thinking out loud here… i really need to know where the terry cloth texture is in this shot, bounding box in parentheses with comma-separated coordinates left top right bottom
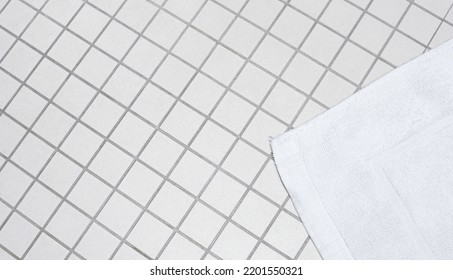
(271, 39, 453, 260)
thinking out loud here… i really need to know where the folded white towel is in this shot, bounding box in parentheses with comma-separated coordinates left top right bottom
(271, 39, 453, 260)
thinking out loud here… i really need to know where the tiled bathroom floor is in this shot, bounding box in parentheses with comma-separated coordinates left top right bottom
(0, 0, 452, 260)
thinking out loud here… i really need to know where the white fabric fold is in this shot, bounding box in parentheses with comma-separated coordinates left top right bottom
(271, 39, 453, 260)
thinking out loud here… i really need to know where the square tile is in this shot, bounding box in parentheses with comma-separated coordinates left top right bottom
(27, 58, 68, 99)
(152, 56, 195, 96)
(232, 191, 278, 236)
(0, 24, 15, 59)
(399, 5, 441, 45)
(11, 134, 53, 176)
(18, 182, 60, 226)
(301, 24, 344, 66)
(124, 38, 166, 77)
(89, 0, 124, 15)
(222, 17, 264, 57)
(75, 48, 117, 88)
(22, 0, 47, 9)
(264, 212, 307, 258)
(271, 7, 314, 47)
(0, 70, 20, 109)
(212, 92, 255, 134)
(25, 233, 68, 260)
(54, 76, 96, 118)
(0, 0, 36, 35)
(241, 0, 283, 29)
(253, 161, 288, 204)
(0, 213, 39, 257)
(173, 27, 216, 68)
(69, 4, 109, 42)
(243, 111, 286, 153)
(96, 21, 138, 60)
(61, 123, 104, 165)
(43, 0, 82, 25)
(191, 121, 235, 164)
(118, 162, 162, 206)
(363, 59, 394, 86)
(263, 81, 306, 124)
(285, 199, 298, 215)
(140, 131, 184, 174)
(219, 0, 247, 12)
(82, 94, 124, 136)
(67, 172, 111, 216)
(170, 151, 215, 195)
(89, 142, 133, 185)
(111, 112, 153, 155)
(252, 35, 293, 75)
(127, 212, 173, 258)
(1, 41, 41, 80)
(144, 11, 186, 49)
(164, 0, 205, 22)
(159, 233, 204, 260)
(0, 201, 10, 228)
(416, 0, 453, 17)
(103, 65, 145, 106)
(349, 0, 371, 8)
(97, 192, 141, 236)
(22, 14, 62, 52)
(232, 63, 275, 105)
(298, 239, 321, 260)
(429, 22, 453, 48)
(0, 162, 33, 205)
(320, 0, 362, 36)
(75, 223, 120, 259)
(313, 71, 356, 107)
(49, 31, 89, 70)
(201, 171, 246, 215)
(251, 243, 286, 259)
(6, 87, 46, 127)
(39, 152, 82, 196)
(117, 0, 158, 31)
(202, 45, 244, 85)
(381, 32, 425, 66)
(180, 202, 225, 247)
(351, 14, 393, 54)
(212, 222, 257, 259)
(161, 102, 204, 144)
(33, 104, 75, 146)
(113, 244, 147, 260)
(193, 1, 235, 39)
(149, 181, 193, 226)
(0, 114, 26, 157)
(282, 53, 324, 93)
(222, 141, 266, 184)
(181, 73, 224, 115)
(132, 83, 175, 125)
(46, 202, 91, 247)
(332, 42, 375, 83)
(369, 0, 409, 26)
(291, 0, 329, 18)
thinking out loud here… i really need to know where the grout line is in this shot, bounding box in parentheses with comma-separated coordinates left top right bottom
(17, 0, 332, 121)
(18, 0, 134, 260)
(155, 0, 293, 260)
(423, 1, 453, 53)
(355, 0, 414, 90)
(107, 0, 218, 259)
(247, 0, 365, 259)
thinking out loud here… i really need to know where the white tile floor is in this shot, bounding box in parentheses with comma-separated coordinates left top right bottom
(0, 0, 452, 260)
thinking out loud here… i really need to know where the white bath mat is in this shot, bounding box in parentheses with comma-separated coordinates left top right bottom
(271, 39, 453, 260)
